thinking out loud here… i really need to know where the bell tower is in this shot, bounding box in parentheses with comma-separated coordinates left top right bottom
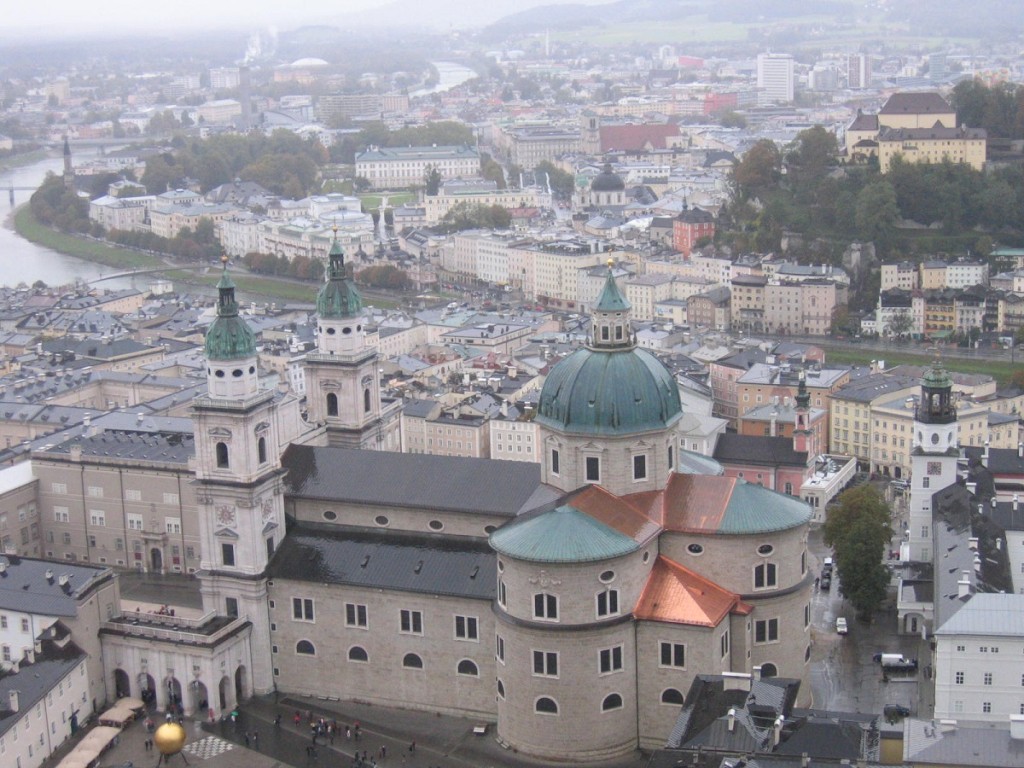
(304, 232, 395, 449)
(792, 370, 815, 457)
(907, 358, 958, 563)
(193, 259, 284, 695)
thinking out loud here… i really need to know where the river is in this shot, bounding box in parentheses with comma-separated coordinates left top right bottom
(0, 152, 136, 290)
(412, 61, 478, 97)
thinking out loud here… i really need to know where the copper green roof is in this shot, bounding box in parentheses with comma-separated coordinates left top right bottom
(922, 362, 952, 390)
(316, 236, 362, 318)
(663, 474, 812, 535)
(536, 346, 682, 435)
(594, 266, 630, 312)
(490, 504, 638, 563)
(204, 269, 256, 361)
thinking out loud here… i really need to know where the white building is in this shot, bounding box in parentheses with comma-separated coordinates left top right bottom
(355, 145, 480, 190)
(757, 53, 795, 105)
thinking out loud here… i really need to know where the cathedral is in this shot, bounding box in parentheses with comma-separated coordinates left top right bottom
(73, 243, 815, 760)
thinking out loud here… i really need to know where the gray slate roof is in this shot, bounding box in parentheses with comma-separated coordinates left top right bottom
(282, 444, 552, 516)
(269, 524, 495, 600)
(935, 593, 1024, 637)
(0, 631, 87, 737)
(0, 555, 113, 616)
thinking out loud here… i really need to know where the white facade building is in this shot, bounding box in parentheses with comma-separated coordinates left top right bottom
(757, 54, 795, 105)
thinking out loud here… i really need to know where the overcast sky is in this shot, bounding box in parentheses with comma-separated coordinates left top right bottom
(2, 0, 388, 38)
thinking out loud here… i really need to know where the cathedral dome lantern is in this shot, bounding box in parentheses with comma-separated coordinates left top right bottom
(917, 359, 955, 425)
(316, 230, 365, 355)
(204, 258, 259, 399)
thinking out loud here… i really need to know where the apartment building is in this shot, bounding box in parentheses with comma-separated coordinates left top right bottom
(730, 274, 767, 333)
(764, 280, 838, 336)
(829, 374, 919, 467)
(880, 261, 918, 291)
(424, 180, 545, 225)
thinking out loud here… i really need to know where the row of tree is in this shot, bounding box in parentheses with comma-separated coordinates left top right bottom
(242, 252, 325, 281)
(951, 79, 1024, 140)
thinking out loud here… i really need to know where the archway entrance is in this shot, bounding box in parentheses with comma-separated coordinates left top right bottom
(190, 680, 209, 718)
(234, 665, 247, 703)
(150, 547, 163, 573)
(218, 676, 232, 713)
(138, 672, 156, 707)
(114, 669, 131, 699)
(166, 676, 183, 714)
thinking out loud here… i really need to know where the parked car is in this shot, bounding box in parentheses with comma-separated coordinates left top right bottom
(883, 704, 911, 721)
(836, 617, 848, 634)
(820, 572, 832, 590)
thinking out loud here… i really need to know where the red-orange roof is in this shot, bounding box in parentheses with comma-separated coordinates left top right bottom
(566, 485, 659, 543)
(660, 473, 737, 533)
(635, 556, 751, 627)
(600, 124, 679, 152)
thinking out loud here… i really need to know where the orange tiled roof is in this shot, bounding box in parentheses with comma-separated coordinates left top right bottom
(567, 484, 660, 542)
(660, 473, 737, 533)
(634, 555, 751, 627)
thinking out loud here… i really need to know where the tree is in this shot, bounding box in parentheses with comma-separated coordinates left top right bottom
(535, 161, 573, 199)
(824, 485, 892, 620)
(731, 140, 781, 201)
(424, 165, 442, 196)
(887, 310, 914, 338)
(720, 111, 747, 129)
(854, 180, 899, 255)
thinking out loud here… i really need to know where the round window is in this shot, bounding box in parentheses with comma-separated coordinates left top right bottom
(931, 432, 940, 445)
(232, 369, 243, 377)
(642, 551, 650, 563)
(249, 366, 255, 374)
(757, 544, 774, 556)
(428, 519, 443, 531)
(322, 510, 337, 521)
(599, 570, 615, 583)
(343, 327, 352, 334)
(215, 369, 225, 378)
(357, 325, 362, 332)
(497, 560, 504, 572)
(374, 515, 389, 526)
(327, 327, 336, 335)
(687, 543, 704, 555)
(484, 525, 496, 535)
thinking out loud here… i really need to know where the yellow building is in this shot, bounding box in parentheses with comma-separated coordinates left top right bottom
(876, 125, 987, 173)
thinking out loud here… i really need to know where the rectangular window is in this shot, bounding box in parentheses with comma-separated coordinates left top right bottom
(53, 507, 70, 523)
(983, 701, 992, 713)
(754, 618, 779, 643)
(533, 593, 558, 620)
(596, 589, 619, 617)
(345, 603, 367, 628)
(400, 609, 423, 634)
(51, 482, 68, 495)
(225, 597, 238, 618)
(721, 630, 730, 658)
(124, 489, 142, 502)
(532, 650, 558, 677)
(660, 642, 685, 668)
(455, 615, 478, 640)
(221, 543, 235, 567)
(955, 671, 964, 685)
(89, 510, 105, 527)
(163, 492, 180, 505)
(165, 517, 181, 534)
(599, 646, 623, 674)
(754, 563, 777, 589)
(87, 486, 103, 498)
(127, 514, 144, 531)
(292, 598, 314, 622)
(496, 635, 505, 662)
(984, 672, 993, 685)
(550, 449, 559, 475)
(585, 456, 600, 482)
(633, 454, 647, 480)
(922, 477, 930, 488)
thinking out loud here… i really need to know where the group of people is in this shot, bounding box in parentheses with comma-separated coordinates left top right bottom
(301, 712, 360, 745)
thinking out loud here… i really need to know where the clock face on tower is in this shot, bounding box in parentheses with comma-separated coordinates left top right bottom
(927, 461, 942, 476)
(216, 505, 236, 526)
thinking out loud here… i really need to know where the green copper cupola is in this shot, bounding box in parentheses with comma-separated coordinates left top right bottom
(591, 260, 632, 350)
(205, 260, 256, 361)
(316, 231, 362, 319)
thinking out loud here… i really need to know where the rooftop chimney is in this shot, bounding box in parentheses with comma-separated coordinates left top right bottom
(7, 690, 18, 713)
(958, 571, 971, 598)
(801, 754, 810, 768)
(966, 482, 977, 495)
(752, 665, 763, 681)
(773, 715, 784, 747)
(983, 441, 990, 467)
(1015, 494, 1020, 512)
(727, 707, 736, 732)
(1019, 442, 1023, 459)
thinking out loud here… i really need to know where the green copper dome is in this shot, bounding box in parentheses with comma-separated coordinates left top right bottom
(536, 346, 682, 435)
(594, 263, 630, 312)
(922, 362, 952, 390)
(204, 268, 256, 360)
(316, 236, 362, 318)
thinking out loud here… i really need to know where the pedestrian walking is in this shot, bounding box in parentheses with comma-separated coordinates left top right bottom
(253, 729, 260, 749)
(244, 732, 250, 747)
(294, 711, 302, 726)
(380, 745, 387, 759)
(409, 740, 415, 753)
(275, 714, 282, 727)
(346, 726, 351, 740)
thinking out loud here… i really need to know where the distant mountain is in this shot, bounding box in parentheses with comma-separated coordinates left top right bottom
(355, 0, 613, 31)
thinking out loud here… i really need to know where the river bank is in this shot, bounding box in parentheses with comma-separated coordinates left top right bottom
(0, 148, 52, 172)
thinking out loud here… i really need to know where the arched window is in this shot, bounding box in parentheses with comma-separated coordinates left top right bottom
(760, 662, 778, 678)
(363, 388, 371, 413)
(602, 693, 623, 711)
(347, 646, 368, 662)
(661, 688, 685, 705)
(496, 679, 505, 699)
(326, 393, 338, 417)
(296, 640, 315, 656)
(457, 659, 479, 676)
(215, 442, 229, 468)
(754, 562, 777, 589)
(403, 653, 423, 669)
(535, 697, 558, 714)
(257, 436, 267, 464)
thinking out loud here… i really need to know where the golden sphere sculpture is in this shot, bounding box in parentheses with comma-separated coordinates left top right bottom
(154, 722, 187, 756)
